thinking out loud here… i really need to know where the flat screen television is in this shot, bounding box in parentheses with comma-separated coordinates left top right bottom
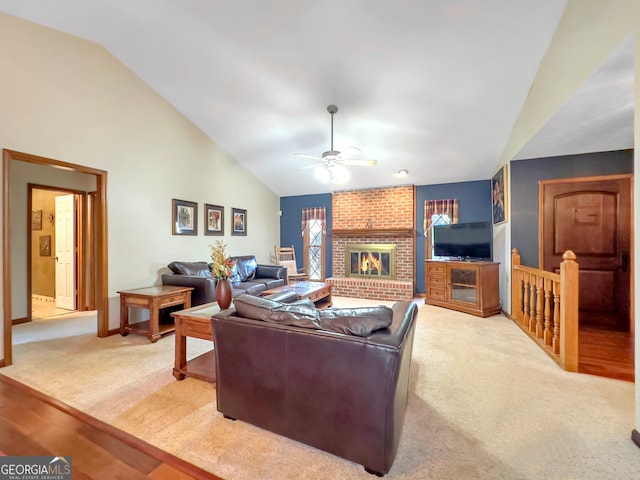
(433, 221, 492, 260)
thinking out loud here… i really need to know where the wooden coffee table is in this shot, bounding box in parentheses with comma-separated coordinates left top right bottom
(262, 281, 333, 309)
(118, 285, 193, 343)
(170, 301, 219, 383)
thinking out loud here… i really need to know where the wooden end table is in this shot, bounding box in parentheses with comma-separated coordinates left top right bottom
(170, 302, 219, 383)
(262, 281, 333, 309)
(118, 285, 193, 343)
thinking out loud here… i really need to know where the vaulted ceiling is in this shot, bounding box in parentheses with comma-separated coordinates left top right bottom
(0, 1, 634, 196)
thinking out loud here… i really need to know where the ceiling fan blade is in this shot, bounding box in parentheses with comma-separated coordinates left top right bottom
(294, 153, 322, 160)
(297, 162, 326, 170)
(342, 159, 377, 167)
(336, 146, 361, 159)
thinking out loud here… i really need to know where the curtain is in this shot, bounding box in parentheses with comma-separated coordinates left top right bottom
(301, 207, 326, 236)
(423, 199, 459, 237)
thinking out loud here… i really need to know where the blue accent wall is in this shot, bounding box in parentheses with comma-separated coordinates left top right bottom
(279, 194, 333, 277)
(415, 180, 492, 293)
(511, 150, 633, 267)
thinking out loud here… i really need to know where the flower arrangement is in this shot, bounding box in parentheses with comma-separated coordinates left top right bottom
(209, 240, 236, 280)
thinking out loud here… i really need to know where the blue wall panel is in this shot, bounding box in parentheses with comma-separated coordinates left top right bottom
(511, 150, 633, 267)
(415, 180, 492, 293)
(279, 193, 333, 277)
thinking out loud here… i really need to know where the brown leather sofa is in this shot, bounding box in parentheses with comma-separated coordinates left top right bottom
(161, 256, 287, 306)
(211, 295, 418, 476)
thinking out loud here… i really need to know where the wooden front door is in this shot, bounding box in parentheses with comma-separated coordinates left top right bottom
(541, 175, 632, 331)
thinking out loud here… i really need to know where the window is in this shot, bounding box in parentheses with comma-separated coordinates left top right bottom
(304, 219, 324, 280)
(301, 207, 326, 280)
(430, 213, 451, 258)
(423, 199, 458, 260)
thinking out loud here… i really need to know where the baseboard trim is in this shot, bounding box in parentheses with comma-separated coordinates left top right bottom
(632, 429, 640, 448)
(11, 317, 29, 325)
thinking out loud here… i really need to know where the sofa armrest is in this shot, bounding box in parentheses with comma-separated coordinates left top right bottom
(368, 302, 418, 347)
(255, 264, 286, 280)
(161, 274, 217, 306)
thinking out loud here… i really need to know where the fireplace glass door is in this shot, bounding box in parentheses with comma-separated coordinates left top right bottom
(345, 244, 397, 280)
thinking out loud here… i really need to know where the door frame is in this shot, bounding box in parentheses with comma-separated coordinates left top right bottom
(2, 149, 109, 367)
(27, 185, 86, 321)
(538, 173, 634, 331)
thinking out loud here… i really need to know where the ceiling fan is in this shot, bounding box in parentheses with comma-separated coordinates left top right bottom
(295, 105, 377, 180)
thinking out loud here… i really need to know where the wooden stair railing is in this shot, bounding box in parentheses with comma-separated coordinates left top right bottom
(511, 248, 579, 372)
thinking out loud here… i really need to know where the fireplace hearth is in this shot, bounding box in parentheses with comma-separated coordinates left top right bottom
(345, 244, 397, 280)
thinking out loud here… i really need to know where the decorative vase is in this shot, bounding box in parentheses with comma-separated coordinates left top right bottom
(216, 278, 233, 310)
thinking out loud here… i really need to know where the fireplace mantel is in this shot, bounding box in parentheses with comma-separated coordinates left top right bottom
(331, 228, 413, 236)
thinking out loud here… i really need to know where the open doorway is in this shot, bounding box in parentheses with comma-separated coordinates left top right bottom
(28, 186, 87, 321)
(2, 149, 109, 367)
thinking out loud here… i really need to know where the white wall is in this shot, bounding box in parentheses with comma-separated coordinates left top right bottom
(501, 0, 640, 435)
(0, 13, 280, 358)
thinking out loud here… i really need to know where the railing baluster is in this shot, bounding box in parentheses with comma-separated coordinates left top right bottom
(528, 274, 536, 333)
(519, 277, 525, 324)
(543, 278, 552, 346)
(552, 279, 560, 355)
(523, 273, 530, 329)
(536, 277, 544, 339)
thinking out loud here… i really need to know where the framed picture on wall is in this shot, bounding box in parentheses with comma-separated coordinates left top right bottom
(39, 235, 51, 256)
(172, 199, 198, 235)
(32, 210, 43, 230)
(205, 204, 224, 236)
(492, 165, 508, 225)
(232, 208, 247, 236)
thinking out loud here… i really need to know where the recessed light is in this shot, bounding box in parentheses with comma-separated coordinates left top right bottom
(398, 169, 409, 176)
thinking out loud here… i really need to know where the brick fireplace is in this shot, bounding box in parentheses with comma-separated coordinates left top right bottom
(326, 185, 415, 301)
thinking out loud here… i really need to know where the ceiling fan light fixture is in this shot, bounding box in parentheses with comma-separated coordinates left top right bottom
(314, 165, 332, 183)
(314, 164, 351, 184)
(330, 164, 350, 184)
(297, 105, 377, 185)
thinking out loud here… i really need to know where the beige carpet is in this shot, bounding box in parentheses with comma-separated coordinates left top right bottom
(3, 298, 640, 479)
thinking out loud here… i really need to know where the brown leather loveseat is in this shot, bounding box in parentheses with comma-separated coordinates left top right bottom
(211, 294, 418, 476)
(161, 256, 287, 306)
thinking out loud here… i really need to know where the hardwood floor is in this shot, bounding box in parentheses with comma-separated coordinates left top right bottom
(578, 327, 634, 382)
(0, 375, 222, 480)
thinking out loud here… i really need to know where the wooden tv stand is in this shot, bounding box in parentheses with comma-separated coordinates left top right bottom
(425, 260, 501, 317)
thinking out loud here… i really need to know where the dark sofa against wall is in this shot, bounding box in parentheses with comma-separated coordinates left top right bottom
(511, 149, 633, 267)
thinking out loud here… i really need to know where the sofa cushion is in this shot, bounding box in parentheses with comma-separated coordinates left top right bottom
(232, 256, 258, 281)
(234, 281, 267, 296)
(233, 294, 286, 321)
(228, 263, 241, 283)
(232, 287, 247, 297)
(168, 261, 212, 277)
(318, 306, 393, 337)
(232, 295, 392, 337)
(256, 265, 286, 280)
(263, 278, 286, 289)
